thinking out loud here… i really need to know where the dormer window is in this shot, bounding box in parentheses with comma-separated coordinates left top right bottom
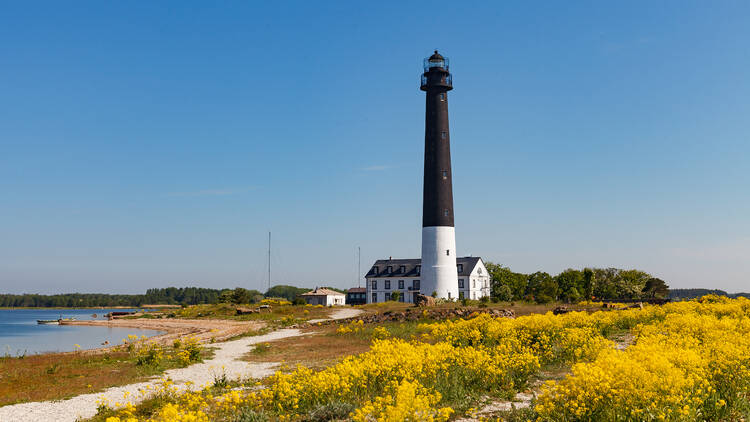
(457, 264, 463, 273)
(372, 266, 378, 275)
(399, 265, 405, 273)
(416, 265, 421, 275)
(387, 266, 393, 274)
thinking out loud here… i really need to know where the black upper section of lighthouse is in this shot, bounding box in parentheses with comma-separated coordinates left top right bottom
(421, 50, 455, 227)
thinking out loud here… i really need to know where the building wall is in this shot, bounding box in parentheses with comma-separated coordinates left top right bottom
(366, 277, 421, 304)
(365, 259, 490, 304)
(458, 260, 491, 300)
(303, 294, 345, 306)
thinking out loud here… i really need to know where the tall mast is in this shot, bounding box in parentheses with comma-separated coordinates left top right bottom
(268, 231, 271, 292)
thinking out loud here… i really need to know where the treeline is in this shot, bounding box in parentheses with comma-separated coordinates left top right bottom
(0, 287, 227, 308)
(669, 289, 750, 301)
(0, 285, 321, 308)
(486, 263, 669, 303)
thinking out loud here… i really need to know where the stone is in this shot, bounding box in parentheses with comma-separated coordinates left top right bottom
(414, 294, 436, 307)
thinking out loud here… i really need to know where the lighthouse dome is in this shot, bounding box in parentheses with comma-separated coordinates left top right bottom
(423, 50, 449, 72)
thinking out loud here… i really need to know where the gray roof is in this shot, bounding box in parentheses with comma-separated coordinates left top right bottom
(366, 257, 483, 278)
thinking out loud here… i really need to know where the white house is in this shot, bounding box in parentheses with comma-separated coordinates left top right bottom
(365, 257, 490, 304)
(299, 287, 346, 306)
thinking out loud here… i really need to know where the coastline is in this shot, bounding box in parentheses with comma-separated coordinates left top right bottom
(60, 318, 263, 354)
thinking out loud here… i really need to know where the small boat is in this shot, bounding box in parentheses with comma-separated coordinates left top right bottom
(37, 317, 76, 325)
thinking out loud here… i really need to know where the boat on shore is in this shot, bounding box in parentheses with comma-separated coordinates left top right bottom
(37, 317, 76, 325)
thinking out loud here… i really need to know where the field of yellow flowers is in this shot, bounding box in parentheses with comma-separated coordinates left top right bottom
(101, 296, 750, 421)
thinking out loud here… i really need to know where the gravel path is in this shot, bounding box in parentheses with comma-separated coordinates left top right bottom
(0, 307, 363, 422)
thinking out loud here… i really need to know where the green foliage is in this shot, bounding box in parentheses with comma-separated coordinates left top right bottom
(233, 408, 270, 422)
(485, 262, 671, 304)
(0, 287, 228, 308)
(264, 285, 310, 302)
(390, 291, 401, 302)
(643, 278, 669, 299)
(486, 262, 527, 301)
(304, 401, 356, 421)
(230, 288, 264, 305)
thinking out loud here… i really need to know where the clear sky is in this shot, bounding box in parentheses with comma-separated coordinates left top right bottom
(1, 1, 748, 294)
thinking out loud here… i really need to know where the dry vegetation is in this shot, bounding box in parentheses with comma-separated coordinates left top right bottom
(0, 349, 191, 406)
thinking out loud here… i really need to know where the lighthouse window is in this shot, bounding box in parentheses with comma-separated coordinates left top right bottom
(441, 131, 446, 139)
(446, 249, 450, 256)
(444, 209, 449, 217)
(442, 171, 448, 179)
(439, 93, 445, 101)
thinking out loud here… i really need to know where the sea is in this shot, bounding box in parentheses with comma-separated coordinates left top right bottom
(0, 309, 164, 356)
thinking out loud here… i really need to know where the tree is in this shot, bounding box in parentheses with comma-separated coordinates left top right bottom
(555, 269, 583, 303)
(582, 268, 595, 300)
(526, 272, 557, 303)
(494, 285, 513, 302)
(231, 288, 252, 304)
(390, 291, 401, 302)
(265, 285, 310, 302)
(486, 262, 527, 301)
(642, 278, 669, 299)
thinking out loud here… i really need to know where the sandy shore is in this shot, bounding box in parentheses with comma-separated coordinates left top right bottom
(0, 307, 362, 422)
(61, 318, 263, 352)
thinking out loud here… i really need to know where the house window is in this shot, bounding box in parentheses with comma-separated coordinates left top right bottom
(457, 264, 463, 273)
(442, 171, 448, 179)
(441, 131, 446, 139)
(385, 292, 391, 301)
(473, 279, 476, 288)
(414, 280, 420, 290)
(439, 93, 445, 101)
(416, 265, 421, 275)
(371, 280, 377, 290)
(448, 292, 452, 299)
(478, 267, 482, 275)
(399, 280, 404, 289)
(385, 280, 391, 290)
(458, 279, 464, 288)
(399, 265, 405, 273)
(372, 293, 377, 303)
(472, 292, 476, 300)
(399, 293, 405, 302)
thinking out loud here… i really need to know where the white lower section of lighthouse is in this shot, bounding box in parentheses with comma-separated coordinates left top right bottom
(420, 226, 459, 299)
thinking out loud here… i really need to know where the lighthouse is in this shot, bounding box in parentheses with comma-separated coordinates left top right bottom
(420, 50, 458, 300)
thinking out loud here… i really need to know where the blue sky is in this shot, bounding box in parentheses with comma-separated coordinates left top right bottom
(1, 1, 748, 294)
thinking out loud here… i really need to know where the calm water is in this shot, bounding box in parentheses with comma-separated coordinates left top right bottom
(0, 309, 164, 356)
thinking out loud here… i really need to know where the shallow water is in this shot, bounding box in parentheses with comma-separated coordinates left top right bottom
(0, 309, 164, 356)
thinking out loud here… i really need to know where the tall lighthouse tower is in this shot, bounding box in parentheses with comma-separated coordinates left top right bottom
(420, 50, 458, 300)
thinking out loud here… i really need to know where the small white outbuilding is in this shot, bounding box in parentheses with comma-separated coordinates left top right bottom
(299, 287, 346, 306)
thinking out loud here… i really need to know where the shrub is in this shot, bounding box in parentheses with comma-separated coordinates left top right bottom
(305, 401, 356, 421)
